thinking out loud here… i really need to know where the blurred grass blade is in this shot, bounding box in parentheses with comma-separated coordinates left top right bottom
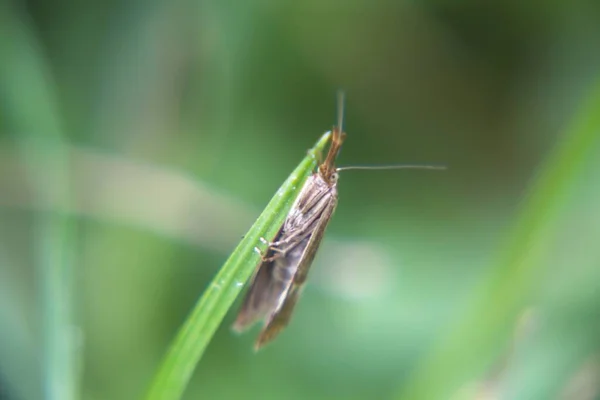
(0, 3, 77, 400)
(145, 132, 331, 400)
(398, 79, 600, 399)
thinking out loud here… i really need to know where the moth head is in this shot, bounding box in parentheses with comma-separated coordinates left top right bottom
(318, 127, 345, 185)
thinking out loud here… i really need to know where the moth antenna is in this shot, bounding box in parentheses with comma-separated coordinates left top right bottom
(337, 164, 447, 172)
(320, 91, 347, 181)
(337, 90, 345, 134)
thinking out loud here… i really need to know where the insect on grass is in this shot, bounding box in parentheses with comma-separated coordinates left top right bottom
(233, 92, 445, 350)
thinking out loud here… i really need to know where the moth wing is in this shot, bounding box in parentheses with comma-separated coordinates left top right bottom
(255, 189, 338, 349)
(254, 282, 303, 349)
(233, 229, 285, 332)
(293, 187, 338, 286)
(232, 259, 276, 332)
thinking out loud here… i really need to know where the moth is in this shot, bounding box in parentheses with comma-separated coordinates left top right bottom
(233, 93, 443, 350)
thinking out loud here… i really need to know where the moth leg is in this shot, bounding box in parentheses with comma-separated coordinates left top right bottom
(258, 236, 303, 252)
(254, 244, 281, 261)
(258, 236, 281, 249)
(257, 234, 310, 262)
(269, 230, 314, 258)
(269, 216, 319, 248)
(253, 236, 288, 264)
(267, 247, 290, 258)
(261, 252, 286, 264)
(254, 244, 286, 264)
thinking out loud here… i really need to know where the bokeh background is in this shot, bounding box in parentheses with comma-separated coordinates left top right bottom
(2, 0, 600, 399)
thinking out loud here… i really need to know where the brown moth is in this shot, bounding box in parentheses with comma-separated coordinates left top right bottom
(233, 92, 444, 350)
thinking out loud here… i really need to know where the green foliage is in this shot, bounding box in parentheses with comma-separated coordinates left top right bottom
(399, 79, 600, 399)
(1, 4, 77, 400)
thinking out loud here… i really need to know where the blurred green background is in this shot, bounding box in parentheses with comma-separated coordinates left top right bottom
(2, 0, 600, 399)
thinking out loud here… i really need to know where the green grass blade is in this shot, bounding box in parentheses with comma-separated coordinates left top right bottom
(397, 80, 600, 399)
(0, 4, 77, 400)
(145, 132, 331, 400)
